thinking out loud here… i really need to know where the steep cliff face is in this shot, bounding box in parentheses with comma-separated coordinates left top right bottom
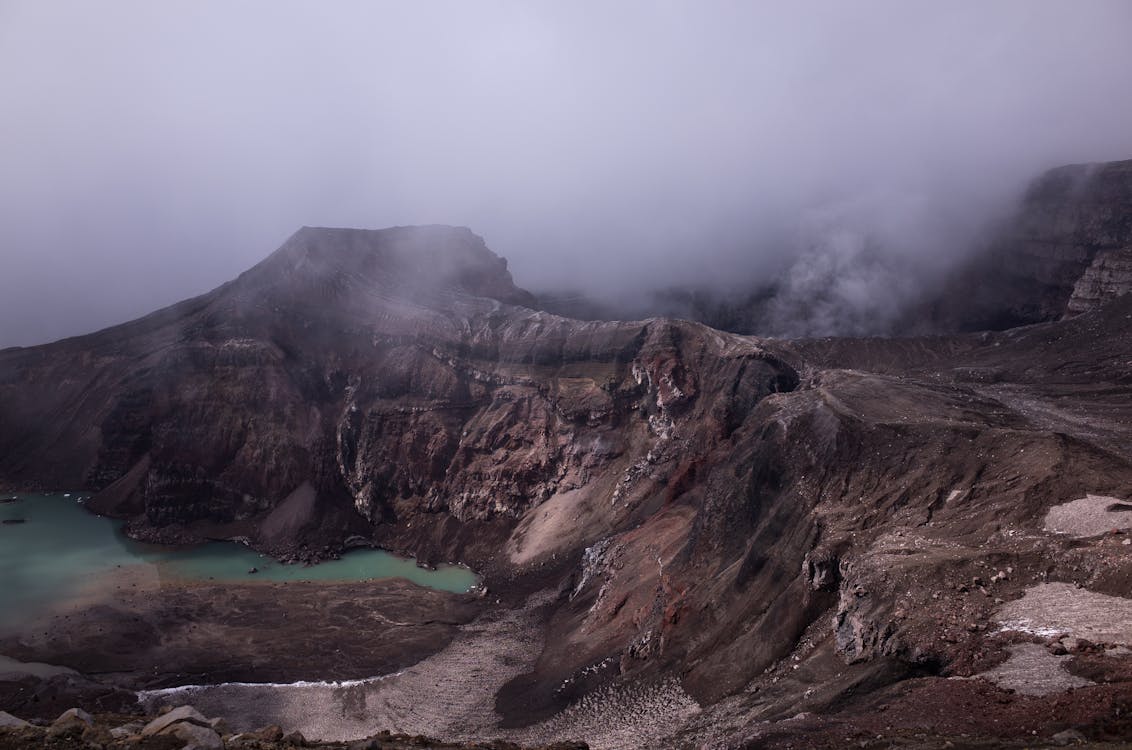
(3, 218, 1132, 745)
(574, 159, 1132, 337)
(1067, 245, 1132, 314)
(0, 224, 801, 568)
(0, 227, 534, 554)
(937, 159, 1132, 330)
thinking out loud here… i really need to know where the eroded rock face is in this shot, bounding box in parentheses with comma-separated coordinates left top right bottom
(3, 213, 1132, 743)
(549, 160, 1132, 338)
(1067, 246, 1132, 314)
(0, 224, 799, 570)
(937, 159, 1132, 330)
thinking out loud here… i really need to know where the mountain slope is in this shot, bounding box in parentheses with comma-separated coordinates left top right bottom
(2, 219, 1132, 747)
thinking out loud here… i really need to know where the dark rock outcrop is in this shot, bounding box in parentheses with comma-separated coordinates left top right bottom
(3, 204, 1132, 747)
(578, 159, 1132, 337)
(0, 224, 802, 576)
(934, 159, 1132, 330)
(1067, 245, 1132, 314)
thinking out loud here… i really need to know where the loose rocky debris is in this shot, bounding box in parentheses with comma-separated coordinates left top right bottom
(0, 705, 589, 750)
(512, 677, 699, 750)
(3, 175, 1132, 749)
(135, 594, 554, 744)
(1045, 495, 1132, 539)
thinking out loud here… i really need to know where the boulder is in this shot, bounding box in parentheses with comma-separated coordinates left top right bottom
(282, 729, 307, 746)
(110, 721, 145, 739)
(1052, 728, 1087, 746)
(141, 704, 210, 736)
(160, 720, 224, 750)
(208, 716, 231, 735)
(81, 725, 115, 746)
(54, 707, 93, 726)
(47, 715, 89, 740)
(0, 711, 29, 728)
(252, 725, 284, 742)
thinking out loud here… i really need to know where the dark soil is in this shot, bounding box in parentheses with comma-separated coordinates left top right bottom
(0, 579, 481, 691)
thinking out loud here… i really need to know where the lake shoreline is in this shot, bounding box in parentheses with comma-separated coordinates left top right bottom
(0, 492, 550, 742)
(0, 569, 484, 692)
(1, 493, 478, 637)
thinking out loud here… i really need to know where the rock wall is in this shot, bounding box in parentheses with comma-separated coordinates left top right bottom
(3, 218, 1132, 737)
(1067, 246, 1132, 314)
(939, 159, 1132, 329)
(0, 225, 800, 571)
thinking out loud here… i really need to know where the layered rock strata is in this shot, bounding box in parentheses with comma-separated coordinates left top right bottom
(1067, 245, 1132, 314)
(939, 158, 1132, 329)
(2, 211, 1132, 747)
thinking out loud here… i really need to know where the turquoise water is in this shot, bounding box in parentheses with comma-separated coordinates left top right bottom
(0, 493, 475, 629)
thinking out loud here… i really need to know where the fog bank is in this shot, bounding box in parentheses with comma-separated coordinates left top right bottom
(2, 1, 1131, 345)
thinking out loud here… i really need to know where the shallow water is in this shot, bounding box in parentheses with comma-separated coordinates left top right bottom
(0, 493, 475, 629)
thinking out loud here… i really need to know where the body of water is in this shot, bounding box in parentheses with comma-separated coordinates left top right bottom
(0, 493, 475, 630)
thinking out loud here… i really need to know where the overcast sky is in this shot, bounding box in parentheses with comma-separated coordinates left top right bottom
(2, 1, 1131, 346)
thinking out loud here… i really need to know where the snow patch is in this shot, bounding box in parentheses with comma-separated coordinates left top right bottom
(1045, 494, 1132, 538)
(996, 583, 1132, 645)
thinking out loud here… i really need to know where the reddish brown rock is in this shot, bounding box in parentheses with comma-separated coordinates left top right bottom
(2, 210, 1132, 747)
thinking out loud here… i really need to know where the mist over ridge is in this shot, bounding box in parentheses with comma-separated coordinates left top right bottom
(6, 5, 1132, 744)
(2, 1, 1131, 346)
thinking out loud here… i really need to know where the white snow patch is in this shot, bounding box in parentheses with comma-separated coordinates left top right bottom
(1045, 494, 1132, 538)
(976, 643, 1093, 696)
(997, 583, 1132, 645)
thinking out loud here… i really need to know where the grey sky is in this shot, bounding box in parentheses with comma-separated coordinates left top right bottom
(2, 1, 1131, 345)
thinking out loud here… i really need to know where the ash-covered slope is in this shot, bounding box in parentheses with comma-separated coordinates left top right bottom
(2, 220, 1132, 747)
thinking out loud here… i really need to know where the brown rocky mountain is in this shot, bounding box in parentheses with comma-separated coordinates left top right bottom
(933, 158, 1132, 331)
(2, 167, 1132, 747)
(575, 158, 1132, 338)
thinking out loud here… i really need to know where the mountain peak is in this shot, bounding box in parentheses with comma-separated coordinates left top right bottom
(238, 224, 536, 308)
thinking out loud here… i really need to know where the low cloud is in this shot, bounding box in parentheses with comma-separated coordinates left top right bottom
(1, 1, 1131, 345)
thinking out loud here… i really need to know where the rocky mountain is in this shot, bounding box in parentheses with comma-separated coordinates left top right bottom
(556, 158, 1132, 338)
(932, 158, 1132, 331)
(2, 174, 1132, 747)
(1067, 245, 1132, 315)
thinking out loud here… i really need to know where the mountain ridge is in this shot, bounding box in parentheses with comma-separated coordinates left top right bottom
(2, 170, 1132, 746)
